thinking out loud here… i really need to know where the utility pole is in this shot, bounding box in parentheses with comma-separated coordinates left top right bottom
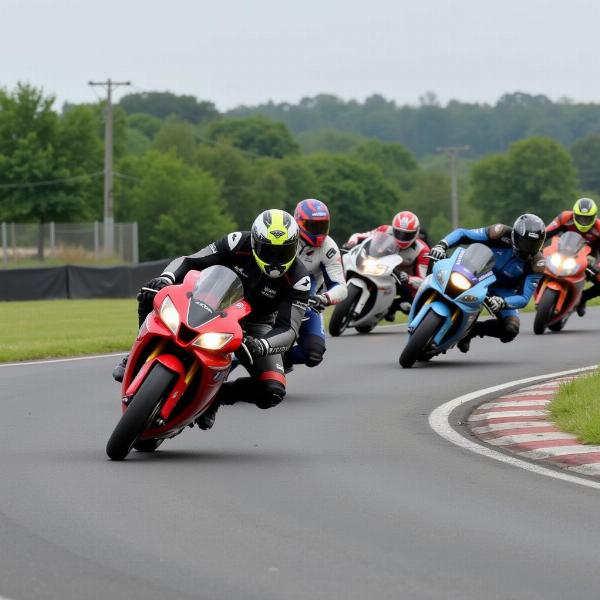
(88, 78, 131, 256)
(437, 145, 469, 229)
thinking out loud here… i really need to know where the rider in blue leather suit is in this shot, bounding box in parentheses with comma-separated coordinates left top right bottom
(429, 214, 546, 353)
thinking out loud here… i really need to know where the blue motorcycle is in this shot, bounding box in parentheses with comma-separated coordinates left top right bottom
(399, 243, 496, 368)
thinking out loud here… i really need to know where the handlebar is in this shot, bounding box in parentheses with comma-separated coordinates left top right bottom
(238, 342, 254, 366)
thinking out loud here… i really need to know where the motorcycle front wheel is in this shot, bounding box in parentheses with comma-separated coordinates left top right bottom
(533, 288, 559, 335)
(329, 283, 362, 337)
(106, 363, 175, 460)
(399, 311, 443, 368)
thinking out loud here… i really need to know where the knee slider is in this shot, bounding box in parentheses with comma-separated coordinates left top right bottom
(254, 379, 286, 409)
(500, 318, 520, 343)
(303, 336, 326, 368)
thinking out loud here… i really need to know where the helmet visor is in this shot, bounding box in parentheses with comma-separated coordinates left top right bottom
(393, 228, 417, 243)
(299, 219, 329, 236)
(253, 239, 297, 266)
(575, 213, 595, 227)
(515, 236, 543, 257)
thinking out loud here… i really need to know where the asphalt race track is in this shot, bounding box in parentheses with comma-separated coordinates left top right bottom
(2, 311, 600, 600)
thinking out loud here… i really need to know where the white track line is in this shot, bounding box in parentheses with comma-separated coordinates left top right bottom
(429, 365, 600, 490)
(0, 352, 126, 369)
(0, 323, 408, 369)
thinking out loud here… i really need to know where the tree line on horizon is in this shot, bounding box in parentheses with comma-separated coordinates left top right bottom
(1, 85, 599, 262)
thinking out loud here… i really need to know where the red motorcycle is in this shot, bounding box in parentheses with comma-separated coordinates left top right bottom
(106, 265, 251, 460)
(533, 231, 591, 334)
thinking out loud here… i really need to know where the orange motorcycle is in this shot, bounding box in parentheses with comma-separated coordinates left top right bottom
(533, 231, 592, 334)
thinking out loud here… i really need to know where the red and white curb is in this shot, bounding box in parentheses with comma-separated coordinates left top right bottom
(429, 366, 600, 490)
(468, 377, 600, 478)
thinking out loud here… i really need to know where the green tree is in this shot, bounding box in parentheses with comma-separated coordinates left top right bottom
(120, 92, 219, 124)
(300, 154, 403, 243)
(206, 116, 300, 158)
(195, 141, 256, 227)
(352, 139, 418, 191)
(470, 137, 577, 225)
(0, 84, 103, 258)
(116, 151, 233, 260)
(153, 118, 197, 163)
(127, 113, 162, 139)
(297, 128, 368, 154)
(571, 134, 600, 193)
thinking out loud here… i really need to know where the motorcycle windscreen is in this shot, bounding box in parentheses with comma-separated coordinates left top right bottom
(187, 265, 245, 328)
(557, 231, 586, 256)
(458, 243, 495, 278)
(357, 232, 399, 269)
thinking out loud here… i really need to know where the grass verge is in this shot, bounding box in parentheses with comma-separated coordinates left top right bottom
(549, 369, 600, 444)
(0, 298, 407, 363)
(4, 292, 593, 364)
(0, 299, 137, 362)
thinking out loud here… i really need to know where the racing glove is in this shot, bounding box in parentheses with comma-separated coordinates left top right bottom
(244, 336, 271, 358)
(429, 242, 448, 261)
(486, 296, 506, 314)
(137, 275, 174, 303)
(393, 269, 409, 286)
(308, 294, 328, 312)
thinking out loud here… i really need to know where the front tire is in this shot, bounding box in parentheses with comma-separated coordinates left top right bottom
(533, 289, 558, 335)
(399, 311, 444, 368)
(329, 283, 362, 336)
(106, 363, 175, 460)
(133, 439, 163, 452)
(548, 316, 568, 332)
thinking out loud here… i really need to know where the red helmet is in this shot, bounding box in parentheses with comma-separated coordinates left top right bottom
(392, 211, 420, 249)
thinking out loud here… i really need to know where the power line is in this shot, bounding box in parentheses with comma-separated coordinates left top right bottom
(0, 171, 104, 189)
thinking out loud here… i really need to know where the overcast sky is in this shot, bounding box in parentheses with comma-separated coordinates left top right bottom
(3, 0, 600, 110)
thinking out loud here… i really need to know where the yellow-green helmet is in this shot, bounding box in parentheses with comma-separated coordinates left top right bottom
(251, 209, 299, 278)
(573, 197, 598, 233)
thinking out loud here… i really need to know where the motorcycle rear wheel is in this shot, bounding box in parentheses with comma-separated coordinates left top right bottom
(106, 363, 175, 460)
(355, 323, 376, 334)
(533, 289, 559, 335)
(399, 311, 443, 368)
(329, 283, 361, 337)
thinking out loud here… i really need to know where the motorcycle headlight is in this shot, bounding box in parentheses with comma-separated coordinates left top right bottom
(159, 296, 180, 334)
(449, 272, 472, 291)
(550, 253, 562, 269)
(435, 269, 447, 286)
(361, 259, 387, 276)
(193, 332, 233, 350)
(562, 257, 577, 273)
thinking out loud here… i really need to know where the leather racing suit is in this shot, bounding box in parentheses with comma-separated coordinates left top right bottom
(440, 224, 545, 344)
(546, 210, 600, 305)
(288, 235, 347, 368)
(144, 231, 310, 409)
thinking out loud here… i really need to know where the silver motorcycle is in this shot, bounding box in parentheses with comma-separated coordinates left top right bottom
(329, 232, 405, 336)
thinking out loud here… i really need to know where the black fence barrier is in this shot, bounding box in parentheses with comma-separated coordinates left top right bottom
(0, 260, 169, 301)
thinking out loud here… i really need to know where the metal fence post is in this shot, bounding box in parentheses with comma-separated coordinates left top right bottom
(94, 221, 99, 259)
(49, 221, 56, 257)
(1, 222, 7, 266)
(132, 222, 139, 264)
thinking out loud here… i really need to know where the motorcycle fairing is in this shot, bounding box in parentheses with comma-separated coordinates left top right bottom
(407, 246, 496, 351)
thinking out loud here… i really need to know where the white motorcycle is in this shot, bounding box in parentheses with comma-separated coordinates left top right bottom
(329, 232, 406, 336)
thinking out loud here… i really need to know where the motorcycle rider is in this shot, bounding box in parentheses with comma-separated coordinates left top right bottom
(113, 209, 310, 429)
(546, 197, 600, 316)
(429, 214, 546, 353)
(345, 211, 430, 320)
(285, 199, 347, 371)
